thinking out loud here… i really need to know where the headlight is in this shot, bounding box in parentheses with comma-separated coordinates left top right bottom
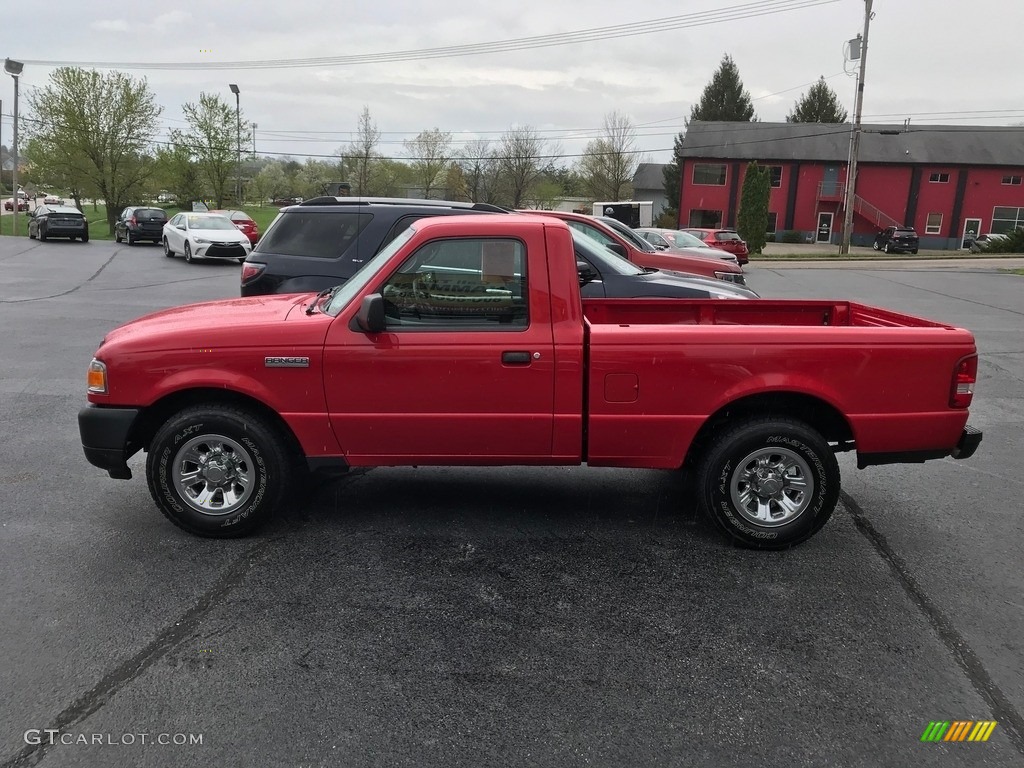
(87, 359, 108, 394)
(716, 271, 746, 286)
(194, 237, 210, 244)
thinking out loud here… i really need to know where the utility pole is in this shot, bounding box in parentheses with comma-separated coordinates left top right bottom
(839, 0, 873, 255)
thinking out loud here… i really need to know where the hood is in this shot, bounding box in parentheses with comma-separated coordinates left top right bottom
(666, 246, 738, 263)
(190, 226, 249, 241)
(99, 293, 332, 354)
(657, 270, 759, 298)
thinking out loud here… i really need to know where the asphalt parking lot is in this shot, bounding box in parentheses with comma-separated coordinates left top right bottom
(1, 236, 1022, 767)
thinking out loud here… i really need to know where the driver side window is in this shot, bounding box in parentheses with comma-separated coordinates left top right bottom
(380, 238, 528, 330)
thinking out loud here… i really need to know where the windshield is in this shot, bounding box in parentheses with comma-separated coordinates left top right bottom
(597, 216, 657, 252)
(669, 231, 709, 248)
(187, 215, 236, 230)
(572, 230, 644, 276)
(324, 225, 417, 316)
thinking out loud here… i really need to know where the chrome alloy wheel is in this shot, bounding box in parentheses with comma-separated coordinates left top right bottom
(173, 433, 255, 515)
(729, 446, 814, 527)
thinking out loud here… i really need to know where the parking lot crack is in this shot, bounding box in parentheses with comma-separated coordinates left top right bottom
(0, 540, 274, 768)
(843, 490, 1024, 756)
(0, 252, 118, 304)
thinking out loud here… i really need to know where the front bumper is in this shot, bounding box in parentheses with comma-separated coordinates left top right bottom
(78, 406, 141, 479)
(194, 242, 250, 259)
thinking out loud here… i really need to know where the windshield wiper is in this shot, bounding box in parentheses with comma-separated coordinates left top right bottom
(305, 286, 339, 315)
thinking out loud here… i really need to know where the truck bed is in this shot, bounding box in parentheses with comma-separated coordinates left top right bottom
(582, 298, 954, 329)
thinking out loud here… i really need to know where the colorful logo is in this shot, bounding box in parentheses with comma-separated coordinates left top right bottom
(921, 721, 997, 742)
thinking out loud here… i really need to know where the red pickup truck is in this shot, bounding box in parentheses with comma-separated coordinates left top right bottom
(78, 215, 982, 549)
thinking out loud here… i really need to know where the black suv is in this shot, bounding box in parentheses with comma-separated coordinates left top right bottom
(240, 197, 508, 296)
(872, 226, 919, 254)
(115, 206, 168, 245)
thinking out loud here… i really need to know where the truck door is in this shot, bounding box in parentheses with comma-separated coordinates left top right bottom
(322, 234, 556, 462)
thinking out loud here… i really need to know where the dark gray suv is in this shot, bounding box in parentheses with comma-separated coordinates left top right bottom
(240, 197, 508, 296)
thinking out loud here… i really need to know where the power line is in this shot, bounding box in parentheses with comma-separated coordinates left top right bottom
(17, 0, 840, 71)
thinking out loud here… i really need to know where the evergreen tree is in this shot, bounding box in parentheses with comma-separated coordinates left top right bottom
(665, 54, 756, 226)
(689, 54, 757, 123)
(786, 76, 849, 123)
(662, 132, 685, 226)
(736, 161, 770, 255)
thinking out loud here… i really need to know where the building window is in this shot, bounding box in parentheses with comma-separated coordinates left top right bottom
(769, 166, 783, 188)
(1002, 175, 1022, 185)
(692, 163, 727, 186)
(992, 206, 1024, 233)
(929, 172, 950, 183)
(925, 213, 943, 235)
(688, 209, 723, 228)
(766, 212, 778, 234)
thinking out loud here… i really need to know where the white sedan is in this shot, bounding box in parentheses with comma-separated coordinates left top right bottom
(162, 212, 253, 263)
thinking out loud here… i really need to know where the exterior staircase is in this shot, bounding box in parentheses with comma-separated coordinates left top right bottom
(816, 182, 901, 229)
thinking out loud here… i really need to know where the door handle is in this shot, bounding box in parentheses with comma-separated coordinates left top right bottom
(501, 351, 532, 365)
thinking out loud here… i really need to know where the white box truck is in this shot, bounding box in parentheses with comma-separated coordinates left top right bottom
(593, 200, 653, 228)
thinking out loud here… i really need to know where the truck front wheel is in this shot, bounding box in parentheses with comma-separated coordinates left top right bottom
(697, 417, 840, 549)
(145, 405, 295, 537)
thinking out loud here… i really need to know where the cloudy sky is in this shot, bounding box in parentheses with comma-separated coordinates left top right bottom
(2, 0, 1021, 166)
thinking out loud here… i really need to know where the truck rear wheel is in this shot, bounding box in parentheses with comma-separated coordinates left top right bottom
(696, 417, 839, 549)
(145, 405, 295, 537)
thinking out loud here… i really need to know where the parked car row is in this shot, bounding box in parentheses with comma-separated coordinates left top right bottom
(239, 198, 754, 298)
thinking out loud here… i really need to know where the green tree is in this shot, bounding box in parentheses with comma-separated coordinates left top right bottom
(153, 143, 203, 207)
(736, 161, 770, 255)
(689, 54, 756, 124)
(172, 92, 249, 208)
(576, 110, 639, 202)
(253, 160, 289, 202)
(23, 67, 162, 233)
(786, 76, 848, 123)
(665, 54, 756, 227)
(662, 132, 686, 226)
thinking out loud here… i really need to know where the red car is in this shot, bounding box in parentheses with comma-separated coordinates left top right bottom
(77, 214, 982, 548)
(524, 210, 747, 286)
(4, 198, 29, 212)
(209, 209, 259, 245)
(683, 228, 750, 265)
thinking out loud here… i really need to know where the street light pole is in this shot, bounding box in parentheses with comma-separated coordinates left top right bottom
(839, 0, 873, 255)
(229, 84, 240, 204)
(5, 58, 24, 236)
(251, 122, 257, 159)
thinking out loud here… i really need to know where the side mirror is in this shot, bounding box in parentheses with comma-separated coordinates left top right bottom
(576, 260, 599, 285)
(355, 293, 386, 333)
(606, 242, 627, 258)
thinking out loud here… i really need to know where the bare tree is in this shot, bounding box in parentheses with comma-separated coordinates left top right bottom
(403, 128, 452, 199)
(495, 126, 553, 209)
(459, 139, 501, 204)
(24, 67, 162, 233)
(576, 110, 639, 201)
(341, 106, 380, 196)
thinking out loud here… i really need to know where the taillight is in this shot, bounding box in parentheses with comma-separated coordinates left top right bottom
(130, 216, 137, 225)
(240, 261, 265, 285)
(950, 354, 978, 408)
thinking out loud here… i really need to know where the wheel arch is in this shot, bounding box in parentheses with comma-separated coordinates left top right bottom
(683, 391, 854, 468)
(128, 387, 304, 460)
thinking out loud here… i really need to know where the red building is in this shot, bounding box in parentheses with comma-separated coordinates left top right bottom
(676, 121, 1024, 249)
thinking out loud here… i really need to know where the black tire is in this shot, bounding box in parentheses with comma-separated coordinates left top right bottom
(163, 238, 174, 258)
(911, 249, 918, 255)
(115, 230, 122, 243)
(884, 242, 892, 254)
(145, 405, 296, 537)
(696, 417, 840, 550)
(81, 232, 89, 243)
(872, 240, 880, 251)
(28, 228, 36, 240)
(184, 242, 194, 263)
(39, 226, 48, 242)
(127, 230, 136, 246)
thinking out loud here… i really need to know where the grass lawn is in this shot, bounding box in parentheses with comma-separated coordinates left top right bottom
(1, 203, 280, 239)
